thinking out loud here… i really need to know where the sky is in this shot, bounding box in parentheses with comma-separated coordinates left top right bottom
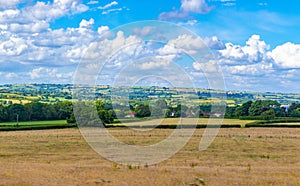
(0, 0, 300, 93)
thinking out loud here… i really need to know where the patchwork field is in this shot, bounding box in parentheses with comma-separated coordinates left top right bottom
(0, 127, 299, 185)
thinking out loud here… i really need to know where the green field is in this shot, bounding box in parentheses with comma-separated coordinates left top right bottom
(0, 120, 75, 131)
(0, 120, 67, 126)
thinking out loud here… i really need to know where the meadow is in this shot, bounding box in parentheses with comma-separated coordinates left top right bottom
(0, 127, 299, 185)
(0, 120, 75, 131)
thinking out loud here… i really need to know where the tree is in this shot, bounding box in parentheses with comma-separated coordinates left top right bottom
(290, 109, 300, 117)
(261, 109, 275, 120)
(248, 100, 280, 116)
(0, 105, 8, 122)
(135, 105, 151, 118)
(225, 107, 236, 118)
(235, 101, 252, 117)
(98, 110, 114, 124)
(288, 103, 300, 117)
(53, 101, 73, 120)
(151, 99, 167, 118)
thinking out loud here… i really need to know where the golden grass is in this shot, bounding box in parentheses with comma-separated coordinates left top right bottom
(0, 99, 31, 104)
(160, 118, 256, 127)
(0, 128, 299, 185)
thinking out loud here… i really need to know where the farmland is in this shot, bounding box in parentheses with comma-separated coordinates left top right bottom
(0, 127, 299, 185)
(1, 84, 300, 185)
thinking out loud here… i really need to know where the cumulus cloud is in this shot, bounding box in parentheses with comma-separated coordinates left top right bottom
(159, 0, 212, 21)
(204, 36, 225, 50)
(271, 42, 300, 68)
(0, 36, 27, 56)
(0, 0, 24, 10)
(79, 18, 94, 28)
(97, 25, 110, 35)
(181, 0, 213, 13)
(159, 34, 206, 55)
(29, 67, 73, 81)
(0, 0, 88, 25)
(9, 21, 50, 33)
(218, 35, 270, 65)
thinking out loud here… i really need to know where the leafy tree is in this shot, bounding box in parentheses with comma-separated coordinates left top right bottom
(261, 109, 275, 120)
(151, 99, 167, 118)
(225, 107, 236, 118)
(290, 109, 300, 117)
(248, 100, 280, 116)
(0, 105, 8, 122)
(53, 101, 73, 120)
(288, 103, 300, 117)
(6, 104, 27, 121)
(235, 101, 252, 117)
(135, 105, 151, 118)
(98, 110, 114, 124)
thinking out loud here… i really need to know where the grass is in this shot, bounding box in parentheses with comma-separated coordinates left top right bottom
(0, 98, 31, 104)
(0, 128, 299, 185)
(112, 118, 258, 128)
(0, 120, 67, 126)
(0, 120, 76, 131)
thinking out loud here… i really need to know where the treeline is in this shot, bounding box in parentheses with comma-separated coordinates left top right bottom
(0, 101, 73, 123)
(1, 99, 300, 125)
(225, 100, 300, 119)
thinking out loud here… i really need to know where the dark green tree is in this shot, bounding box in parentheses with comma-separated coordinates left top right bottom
(135, 105, 151, 118)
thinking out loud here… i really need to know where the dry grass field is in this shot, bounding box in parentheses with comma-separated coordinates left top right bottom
(0, 127, 300, 185)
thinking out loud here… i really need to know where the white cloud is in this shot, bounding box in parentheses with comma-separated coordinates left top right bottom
(159, 0, 212, 21)
(29, 67, 73, 81)
(98, 1, 118, 10)
(271, 42, 300, 68)
(181, 0, 213, 13)
(138, 55, 176, 70)
(223, 62, 273, 76)
(193, 60, 221, 73)
(88, 1, 99, 5)
(159, 34, 206, 55)
(0, 0, 88, 24)
(158, 11, 189, 21)
(0, 36, 27, 56)
(0, 9, 20, 23)
(0, 0, 24, 10)
(97, 25, 110, 35)
(9, 21, 49, 33)
(204, 36, 225, 50)
(5, 72, 17, 79)
(133, 26, 154, 37)
(102, 8, 122, 15)
(218, 34, 270, 65)
(79, 18, 94, 28)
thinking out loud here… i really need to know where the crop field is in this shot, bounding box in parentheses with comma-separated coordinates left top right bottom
(114, 118, 259, 128)
(0, 127, 299, 185)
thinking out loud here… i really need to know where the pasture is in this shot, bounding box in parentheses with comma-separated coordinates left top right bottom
(0, 127, 299, 185)
(0, 120, 75, 131)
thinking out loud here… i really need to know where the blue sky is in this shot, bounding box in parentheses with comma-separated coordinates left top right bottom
(0, 0, 300, 93)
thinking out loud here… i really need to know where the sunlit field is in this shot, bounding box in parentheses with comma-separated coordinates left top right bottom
(0, 128, 299, 185)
